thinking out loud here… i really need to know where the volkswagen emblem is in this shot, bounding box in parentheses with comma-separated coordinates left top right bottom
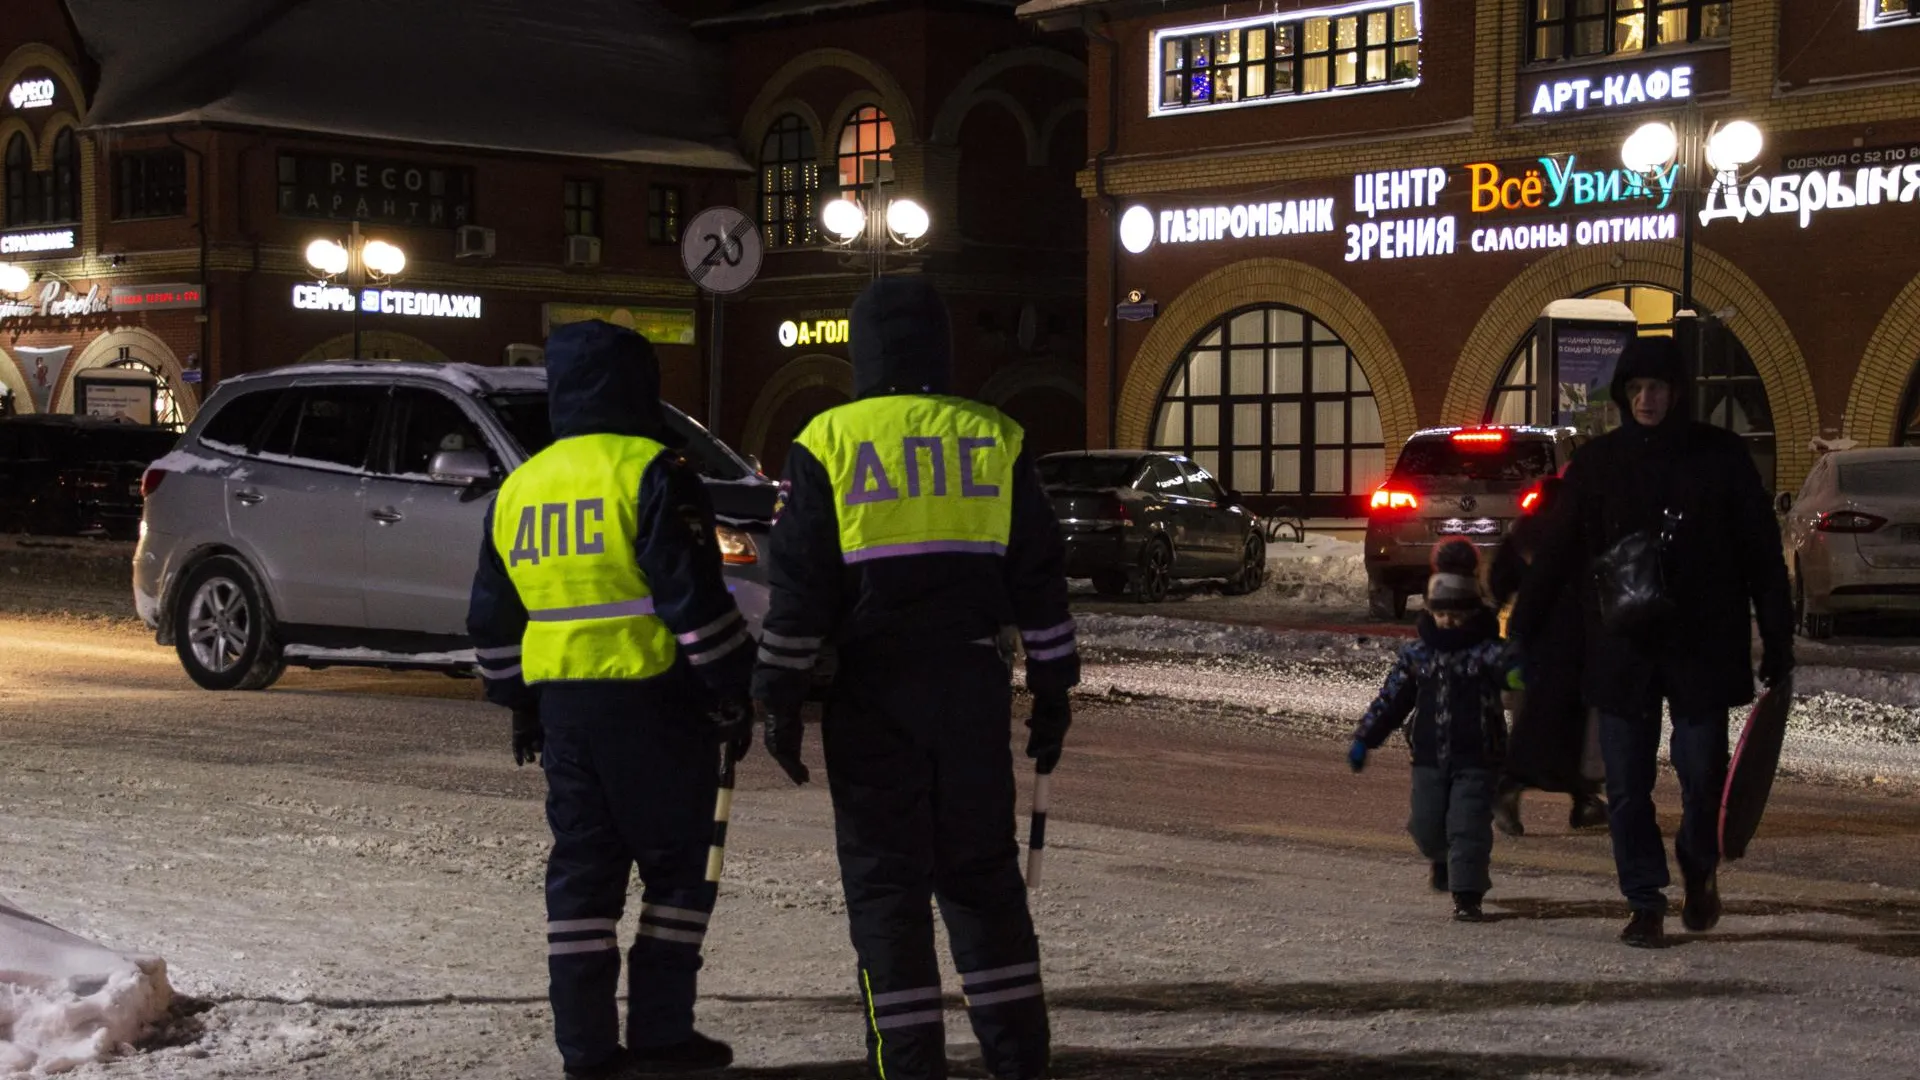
(1458, 495, 1478, 513)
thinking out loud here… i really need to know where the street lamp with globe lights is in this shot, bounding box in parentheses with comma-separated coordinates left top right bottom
(305, 221, 407, 360)
(821, 183, 931, 279)
(1619, 112, 1765, 315)
(0, 262, 32, 296)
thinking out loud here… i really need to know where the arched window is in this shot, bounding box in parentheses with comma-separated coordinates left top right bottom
(1897, 359, 1920, 446)
(105, 353, 185, 429)
(1152, 304, 1386, 515)
(758, 113, 819, 249)
(4, 134, 28, 226)
(1485, 283, 1776, 480)
(836, 105, 894, 190)
(49, 128, 77, 222)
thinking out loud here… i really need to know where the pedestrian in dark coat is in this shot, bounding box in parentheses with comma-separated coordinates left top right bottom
(1510, 334, 1794, 949)
(1487, 475, 1608, 835)
(1349, 539, 1518, 923)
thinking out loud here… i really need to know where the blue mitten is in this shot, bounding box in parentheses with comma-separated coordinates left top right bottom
(1348, 738, 1369, 773)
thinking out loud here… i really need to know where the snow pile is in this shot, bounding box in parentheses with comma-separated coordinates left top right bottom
(1258, 533, 1368, 608)
(1788, 692, 1920, 746)
(0, 898, 172, 1076)
(1794, 664, 1920, 709)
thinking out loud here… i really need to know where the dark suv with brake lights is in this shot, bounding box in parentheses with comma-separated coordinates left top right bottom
(1363, 425, 1584, 619)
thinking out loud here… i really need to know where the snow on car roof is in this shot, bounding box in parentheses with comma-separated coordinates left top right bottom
(222, 362, 544, 396)
(1408, 424, 1570, 438)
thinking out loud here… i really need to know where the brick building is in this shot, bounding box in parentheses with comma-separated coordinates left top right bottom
(0, 0, 1088, 476)
(1023, 0, 1920, 518)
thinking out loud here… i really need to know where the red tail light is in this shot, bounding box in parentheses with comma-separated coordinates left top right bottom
(140, 468, 167, 497)
(1451, 429, 1508, 449)
(1370, 488, 1420, 513)
(1099, 496, 1134, 522)
(1519, 483, 1543, 514)
(1816, 510, 1886, 533)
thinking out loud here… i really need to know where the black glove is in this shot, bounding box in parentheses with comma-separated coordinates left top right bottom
(763, 707, 809, 785)
(1025, 690, 1072, 775)
(1759, 639, 1794, 690)
(713, 695, 753, 765)
(511, 706, 543, 768)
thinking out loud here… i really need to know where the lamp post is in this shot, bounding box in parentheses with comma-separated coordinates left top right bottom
(820, 174, 930, 279)
(0, 261, 30, 296)
(1620, 110, 1764, 315)
(305, 220, 406, 360)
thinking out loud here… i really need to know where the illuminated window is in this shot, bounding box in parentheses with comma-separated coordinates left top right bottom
(836, 106, 894, 190)
(1485, 284, 1774, 481)
(1530, 0, 1729, 62)
(1872, 0, 1920, 24)
(1155, 2, 1417, 114)
(1153, 305, 1386, 515)
(758, 113, 819, 248)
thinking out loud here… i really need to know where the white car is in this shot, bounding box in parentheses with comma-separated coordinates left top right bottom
(1778, 447, 1920, 639)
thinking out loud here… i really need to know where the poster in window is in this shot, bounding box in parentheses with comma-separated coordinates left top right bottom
(76, 372, 157, 425)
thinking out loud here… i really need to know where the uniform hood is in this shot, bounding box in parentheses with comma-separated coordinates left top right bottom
(850, 275, 952, 399)
(1609, 334, 1689, 431)
(544, 319, 673, 442)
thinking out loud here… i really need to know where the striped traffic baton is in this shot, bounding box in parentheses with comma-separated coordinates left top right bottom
(705, 752, 737, 885)
(1025, 767, 1051, 889)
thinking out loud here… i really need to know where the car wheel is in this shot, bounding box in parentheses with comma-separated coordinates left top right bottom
(1092, 571, 1128, 597)
(172, 556, 286, 691)
(1221, 532, 1266, 596)
(1134, 538, 1172, 604)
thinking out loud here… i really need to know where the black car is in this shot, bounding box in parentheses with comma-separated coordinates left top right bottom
(1038, 450, 1265, 602)
(0, 415, 179, 540)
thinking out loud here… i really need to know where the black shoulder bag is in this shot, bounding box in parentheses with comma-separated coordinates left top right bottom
(1591, 508, 1683, 634)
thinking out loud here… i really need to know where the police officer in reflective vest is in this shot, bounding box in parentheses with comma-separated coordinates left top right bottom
(753, 276, 1078, 1080)
(468, 320, 753, 1078)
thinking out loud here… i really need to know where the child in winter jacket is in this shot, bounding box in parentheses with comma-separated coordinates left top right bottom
(1348, 539, 1520, 921)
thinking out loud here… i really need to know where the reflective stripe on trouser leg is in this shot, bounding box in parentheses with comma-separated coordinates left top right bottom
(627, 886, 714, 1050)
(543, 724, 632, 1073)
(862, 969, 947, 1080)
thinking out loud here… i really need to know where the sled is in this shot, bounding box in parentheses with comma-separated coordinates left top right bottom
(1719, 678, 1791, 861)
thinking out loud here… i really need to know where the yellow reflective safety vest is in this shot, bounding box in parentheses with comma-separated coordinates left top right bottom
(491, 433, 680, 683)
(794, 395, 1023, 563)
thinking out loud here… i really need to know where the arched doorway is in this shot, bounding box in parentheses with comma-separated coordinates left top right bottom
(1898, 359, 1920, 446)
(1150, 303, 1387, 517)
(1483, 283, 1776, 483)
(59, 328, 197, 427)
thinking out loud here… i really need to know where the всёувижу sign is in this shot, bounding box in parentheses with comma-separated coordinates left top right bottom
(277, 153, 475, 228)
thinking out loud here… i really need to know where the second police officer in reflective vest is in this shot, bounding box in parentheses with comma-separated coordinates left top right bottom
(468, 320, 754, 1079)
(752, 276, 1079, 1080)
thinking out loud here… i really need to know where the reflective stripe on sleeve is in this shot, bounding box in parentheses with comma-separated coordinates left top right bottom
(757, 648, 816, 670)
(1025, 642, 1077, 662)
(1020, 619, 1075, 645)
(761, 631, 822, 650)
(686, 627, 751, 666)
(481, 664, 523, 680)
(475, 645, 522, 660)
(675, 610, 741, 647)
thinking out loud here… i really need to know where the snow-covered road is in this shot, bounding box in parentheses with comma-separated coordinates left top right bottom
(4, 613, 1920, 1079)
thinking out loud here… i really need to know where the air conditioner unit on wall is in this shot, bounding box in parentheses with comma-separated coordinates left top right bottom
(503, 344, 544, 368)
(455, 225, 496, 259)
(565, 234, 601, 267)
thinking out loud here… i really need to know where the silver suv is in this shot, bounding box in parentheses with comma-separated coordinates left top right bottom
(135, 362, 775, 690)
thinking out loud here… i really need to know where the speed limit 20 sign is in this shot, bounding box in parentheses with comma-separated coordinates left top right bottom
(680, 206, 764, 295)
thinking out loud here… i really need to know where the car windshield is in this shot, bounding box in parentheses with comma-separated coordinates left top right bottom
(1392, 437, 1556, 483)
(484, 393, 751, 481)
(1838, 460, 1920, 497)
(1038, 455, 1141, 489)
